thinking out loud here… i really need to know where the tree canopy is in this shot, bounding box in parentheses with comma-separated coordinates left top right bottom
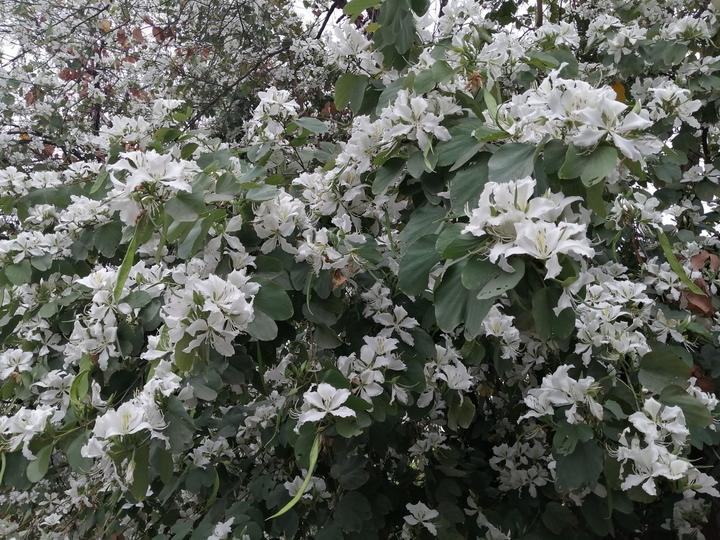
(2, 0, 720, 538)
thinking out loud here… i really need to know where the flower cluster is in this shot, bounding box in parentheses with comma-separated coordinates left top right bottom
(464, 177, 594, 278)
(493, 71, 662, 160)
(163, 270, 258, 357)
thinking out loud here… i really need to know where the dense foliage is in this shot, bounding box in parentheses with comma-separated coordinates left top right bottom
(2, 0, 720, 538)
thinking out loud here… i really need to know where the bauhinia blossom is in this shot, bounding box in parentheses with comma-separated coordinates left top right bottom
(296, 383, 356, 428)
(520, 364, 603, 424)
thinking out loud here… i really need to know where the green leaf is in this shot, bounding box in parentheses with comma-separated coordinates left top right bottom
(181, 143, 199, 160)
(130, 445, 150, 500)
(552, 421, 593, 456)
(93, 221, 122, 258)
(542, 501, 578, 535)
(30, 254, 52, 271)
(334, 491, 373, 532)
(331, 455, 370, 490)
(657, 230, 706, 296)
(70, 369, 90, 408)
(559, 145, 618, 187)
(461, 258, 497, 290)
(464, 296, 493, 339)
(343, 0, 381, 17)
(585, 181, 607, 218)
(335, 73, 369, 114)
(197, 149, 234, 172)
(638, 344, 693, 393)
(488, 143, 536, 182)
(581, 145, 618, 187)
(558, 145, 583, 180)
(293, 117, 329, 134)
(5, 259, 32, 285)
(409, 0, 430, 15)
(398, 234, 441, 296)
(89, 170, 109, 194)
(246, 310, 279, 341)
(483, 89, 498, 120)
(375, 0, 415, 55)
(532, 288, 575, 341)
(554, 440, 603, 492)
(449, 156, 490, 213)
(372, 158, 404, 195)
(254, 286, 293, 321)
(413, 60, 454, 94)
(165, 191, 206, 222)
(66, 432, 93, 473)
(462, 257, 525, 299)
(435, 263, 467, 332)
(26, 444, 52, 483)
(476, 259, 525, 299)
(165, 397, 196, 451)
(399, 204, 445, 245)
(435, 224, 481, 259)
(173, 335, 197, 372)
(526, 50, 560, 69)
(113, 218, 146, 301)
(448, 396, 476, 430)
(269, 433, 321, 520)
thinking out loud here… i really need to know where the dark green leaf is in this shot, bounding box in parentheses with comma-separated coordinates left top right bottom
(449, 156, 490, 213)
(293, 117, 329, 134)
(372, 158, 404, 195)
(247, 310, 279, 341)
(435, 263, 467, 332)
(639, 344, 692, 393)
(254, 286, 293, 321)
(398, 234, 441, 296)
(26, 444, 52, 483)
(335, 73, 369, 114)
(462, 257, 525, 299)
(5, 259, 32, 285)
(129, 445, 150, 500)
(488, 143, 536, 182)
(165, 191, 206, 222)
(343, 0, 381, 17)
(554, 440, 603, 492)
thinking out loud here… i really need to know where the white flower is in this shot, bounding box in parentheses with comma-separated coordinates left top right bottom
(163, 270, 257, 358)
(687, 378, 719, 414)
(628, 398, 689, 449)
(440, 363, 474, 393)
(296, 383, 356, 428)
(373, 306, 418, 345)
(520, 364, 603, 424)
(0, 349, 34, 379)
(92, 401, 153, 439)
(404, 502, 440, 535)
(386, 90, 451, 152)
(208, 517, 235, 540)
(493, 220, 595, 279)
(1, 406, 55, 458)
(684, 468, 720, 497)
(573, 107, 659, 161)
(252, 191, 307, 254)
(616, 437, 689, 496)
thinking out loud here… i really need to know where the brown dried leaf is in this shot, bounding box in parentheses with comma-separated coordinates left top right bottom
(685, 290, 713, 316)
(132, 27, 145, 43)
